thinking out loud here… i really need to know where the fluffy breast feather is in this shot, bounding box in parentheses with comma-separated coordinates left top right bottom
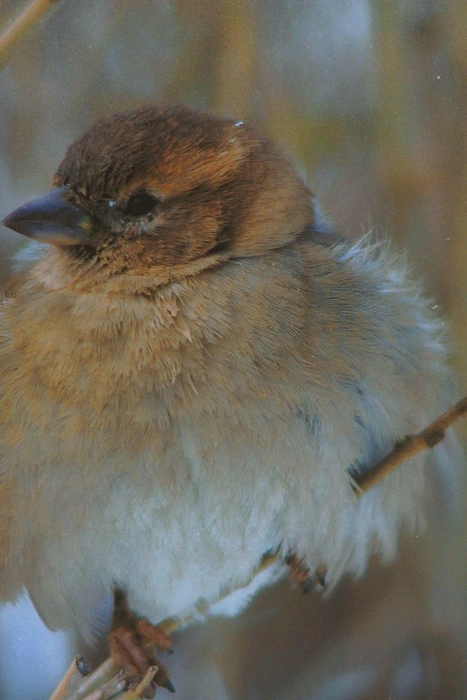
(0, 236, 452, 638)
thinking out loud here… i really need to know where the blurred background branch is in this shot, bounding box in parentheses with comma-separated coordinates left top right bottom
(0, 0, 64, 70)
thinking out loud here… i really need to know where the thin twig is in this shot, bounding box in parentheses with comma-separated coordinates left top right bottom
(79, 671, 127, 700)
(49, 656, 91, 700)
(119, 667, 159, 700)
(66, 659, 121, 700)
(0, 0, 64, 70)
(354, 396, 467, 494)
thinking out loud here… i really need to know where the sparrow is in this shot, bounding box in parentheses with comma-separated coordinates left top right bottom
(0, 105, 453, 695)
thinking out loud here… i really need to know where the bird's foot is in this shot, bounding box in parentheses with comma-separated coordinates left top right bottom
(109, 589, 175, 697)
(286, 554, 327, 593)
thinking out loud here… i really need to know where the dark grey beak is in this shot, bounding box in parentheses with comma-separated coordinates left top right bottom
(2, 186, 93, 246)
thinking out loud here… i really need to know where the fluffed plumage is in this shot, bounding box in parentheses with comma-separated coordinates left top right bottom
(0, 106, 453, 665)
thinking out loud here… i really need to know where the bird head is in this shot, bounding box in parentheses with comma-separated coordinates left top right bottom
(2, 105, 313, 281)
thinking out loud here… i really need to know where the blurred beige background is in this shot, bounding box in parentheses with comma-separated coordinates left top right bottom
(0, 1, 465, 698)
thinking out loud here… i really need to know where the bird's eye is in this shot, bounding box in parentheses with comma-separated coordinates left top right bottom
(124, 192, 159, 217)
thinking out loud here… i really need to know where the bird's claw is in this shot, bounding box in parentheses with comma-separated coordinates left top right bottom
(109, 620, 175, 697)
(286, 554, 327, 594)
